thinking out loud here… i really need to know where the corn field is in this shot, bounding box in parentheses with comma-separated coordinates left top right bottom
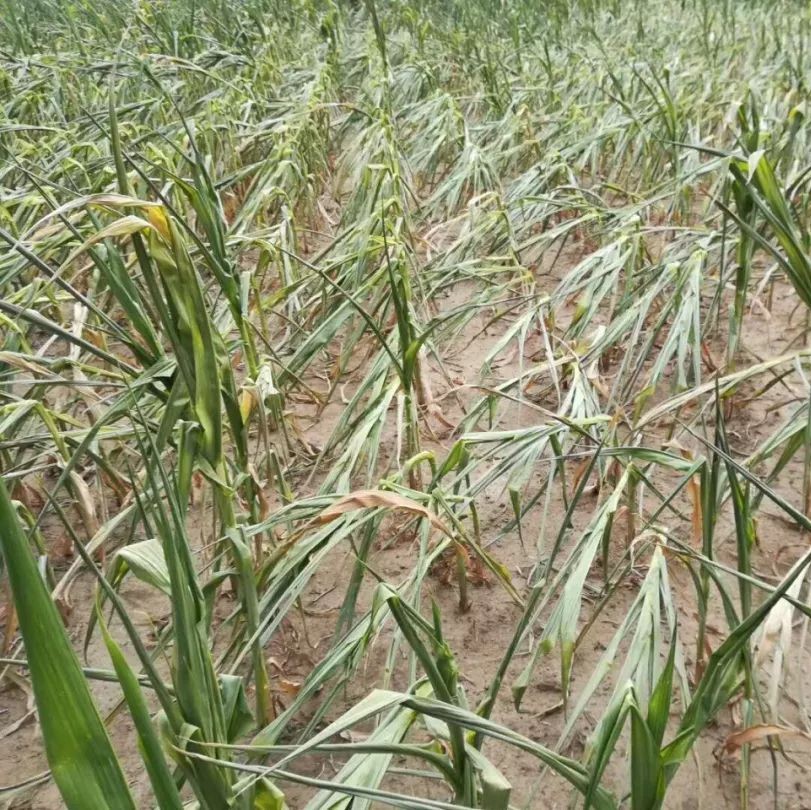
(2, 0, 811, 807)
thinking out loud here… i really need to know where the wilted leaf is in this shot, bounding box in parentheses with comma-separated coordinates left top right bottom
(315, 489, 451, 537)
(724, 724, 811, 753)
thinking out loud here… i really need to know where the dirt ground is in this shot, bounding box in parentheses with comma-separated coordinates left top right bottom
(3, 226, 811, 809)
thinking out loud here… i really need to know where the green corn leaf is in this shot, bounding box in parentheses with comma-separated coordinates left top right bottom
(146, 206, 223, 465)
(0, 477, 136, 810)
(110, 538, 171, 595)
(96, 600, 184, 810)
(629, 701, 662, 810)
(305, 682, 436, 810)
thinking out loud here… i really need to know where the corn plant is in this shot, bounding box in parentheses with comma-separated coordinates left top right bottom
(4, 0, 811, 808)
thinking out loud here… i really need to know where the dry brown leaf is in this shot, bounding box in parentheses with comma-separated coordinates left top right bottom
(267, 657, 285, 674)
(98, 468, 129, 503)
(278, 678, 301, 697)
(249, 465, 271, 522)
(701, 341, 720, 373)
(52, 533, 75, 562)
(688, 473, 702, 547)
(69, 471, 100, 537)
(11, 481, 44, 512)
(55, 597, 72, 625)
(570, 456, 593, 495)
(724, 723, 811, 753)
(315, 489, 451, 537)
(190, 471, 204, 506)
(85, 329, 106, 351)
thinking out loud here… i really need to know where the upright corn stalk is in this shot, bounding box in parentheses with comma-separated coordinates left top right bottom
(143, 205, 272, 723)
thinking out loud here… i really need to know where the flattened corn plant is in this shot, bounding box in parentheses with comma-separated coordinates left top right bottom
(3, 0, 811, 807)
